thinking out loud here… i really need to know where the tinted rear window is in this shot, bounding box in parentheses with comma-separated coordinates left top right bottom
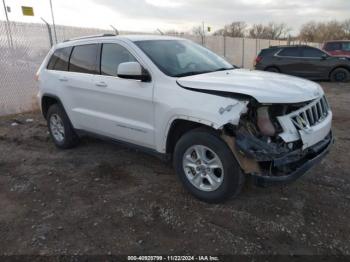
(47, 47, 72, 71)
(69, 44, 99, 74)
(301, 47, 325, 58)
(278, 47, 300, 57)
(258, 48, 280, 57)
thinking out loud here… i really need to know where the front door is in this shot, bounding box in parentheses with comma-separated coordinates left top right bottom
(298, 47, 330, 79)
(90, 42, 155, 148)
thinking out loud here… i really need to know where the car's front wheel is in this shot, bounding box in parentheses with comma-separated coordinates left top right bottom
(330, 68, 349, 82)
(47, 104, 79, 149)
(173, 128, 244, 203)
(265, 66, 280, 73)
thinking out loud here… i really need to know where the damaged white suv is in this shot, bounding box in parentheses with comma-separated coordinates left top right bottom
(37, 35, 333, 203)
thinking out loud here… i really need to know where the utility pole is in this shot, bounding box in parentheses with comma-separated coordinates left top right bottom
(2, 0, 13, 48)
(49, 0, 57, 43)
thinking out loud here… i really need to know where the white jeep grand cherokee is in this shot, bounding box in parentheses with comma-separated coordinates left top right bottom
(37, 34, 333, 203)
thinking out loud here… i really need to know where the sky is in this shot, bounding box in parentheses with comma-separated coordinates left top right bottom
(1, 0, 349, 34)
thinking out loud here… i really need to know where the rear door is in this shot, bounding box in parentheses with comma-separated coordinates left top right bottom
(274, 47, 302, 76)
(62, 43, 100, 129)
(45, 46, 73, 99)
(299, 47, 330, 78)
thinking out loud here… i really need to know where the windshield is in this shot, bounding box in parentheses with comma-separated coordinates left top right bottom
(134, 40, 234, 77)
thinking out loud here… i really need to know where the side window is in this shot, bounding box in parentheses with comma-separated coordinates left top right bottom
(100, 43, 137, 76)
(259, 48, 280, 57)
(325, 42, 341, 51)
(301, 47, 325, 58)
(69, 44, 99, 74)
(278, 47, 300, 57)
(47, 47, 72, 71)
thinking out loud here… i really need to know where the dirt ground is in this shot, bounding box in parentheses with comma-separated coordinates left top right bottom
(0, 82, 349, 256)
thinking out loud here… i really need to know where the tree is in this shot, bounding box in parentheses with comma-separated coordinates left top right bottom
(343, 19, 350, 38)
(214, 21, 247, 37)
(247, 22, 290, 39)
(265, 22, 291, 39)
(299, 22, 318, 42)
(192, 25, 205, 43)
(299, 20, 349, 42)
(249, 24, 269, 39)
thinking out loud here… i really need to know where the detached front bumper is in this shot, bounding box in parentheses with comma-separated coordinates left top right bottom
(250, 132, 334, 187)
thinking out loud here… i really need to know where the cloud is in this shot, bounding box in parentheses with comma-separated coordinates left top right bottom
(89, 0, 350, 32)
(2, 0, 349, 33)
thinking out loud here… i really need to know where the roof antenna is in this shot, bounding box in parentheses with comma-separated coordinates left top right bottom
(157, 28, 164, 35)
(110, 25, 119, 35)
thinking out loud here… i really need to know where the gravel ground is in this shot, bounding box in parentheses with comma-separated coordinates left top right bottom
(0, 82, 349, 256)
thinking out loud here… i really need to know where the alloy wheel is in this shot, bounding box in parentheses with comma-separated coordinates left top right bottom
(182, 145, 224, 192)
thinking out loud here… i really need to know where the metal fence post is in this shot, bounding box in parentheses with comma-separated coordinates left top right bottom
(223, 35, 226, 57)
(110, 25, 119, 35)
(41, 17, 53, 47)
(49, 0, 57, 43)
(2, 0, 13, 49)
(242, 38, 245, 68)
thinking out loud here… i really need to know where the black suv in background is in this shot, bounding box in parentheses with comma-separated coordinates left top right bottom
(254, 45, 350, 82)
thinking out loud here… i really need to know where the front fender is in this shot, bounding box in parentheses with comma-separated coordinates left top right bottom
(156, 96, 249, 153)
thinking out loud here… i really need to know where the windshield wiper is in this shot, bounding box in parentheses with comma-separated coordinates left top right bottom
(212, 67, 235, 72)
(174, 67, 235, 77)
(174, 68, 235, 77)
(173, 71, 211, 77)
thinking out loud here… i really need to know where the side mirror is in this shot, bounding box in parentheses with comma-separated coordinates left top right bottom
(117, 62, 151, 82)
(321, 54, 329, 60)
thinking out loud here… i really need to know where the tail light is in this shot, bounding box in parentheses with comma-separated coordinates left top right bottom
(254, 56, 263, 66)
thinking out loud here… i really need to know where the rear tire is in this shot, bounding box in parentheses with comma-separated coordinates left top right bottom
(173, 128, 245, 203)
(265, 67, 280, 73)
(47, 104, 79, 149)
(330, 68, 350, 82)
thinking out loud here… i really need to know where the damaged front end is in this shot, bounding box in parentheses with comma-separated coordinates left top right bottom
(223, 95, 334, 187)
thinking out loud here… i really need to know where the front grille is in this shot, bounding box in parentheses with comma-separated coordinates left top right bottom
(291, 96, 329, 130)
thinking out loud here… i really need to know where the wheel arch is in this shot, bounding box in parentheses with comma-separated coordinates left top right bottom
(264, 65, 280, 72)
(165, 119, 212, 156)
(329, 66, 350, 79)
(41, 93, 65, 119)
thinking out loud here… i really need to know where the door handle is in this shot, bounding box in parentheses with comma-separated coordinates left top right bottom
(95, 81, 107, 87)
(59, 77, 68, 82)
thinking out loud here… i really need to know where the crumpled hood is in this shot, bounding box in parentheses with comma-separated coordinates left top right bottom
(177, 69, 324, 104)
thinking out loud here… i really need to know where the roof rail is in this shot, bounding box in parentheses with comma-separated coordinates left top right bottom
(63, 33, 116, 42)
(268, 44, 308, 48)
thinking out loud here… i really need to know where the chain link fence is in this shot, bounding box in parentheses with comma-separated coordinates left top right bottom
(0, 21, 111, 116)
(0, 20, 321, 116)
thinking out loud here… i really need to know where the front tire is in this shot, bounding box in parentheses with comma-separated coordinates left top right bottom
(173, 129, 244, 203)
(265, 66, 280, 73)
(330, 68, 349, 82)
(47, 104, 79, 149)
